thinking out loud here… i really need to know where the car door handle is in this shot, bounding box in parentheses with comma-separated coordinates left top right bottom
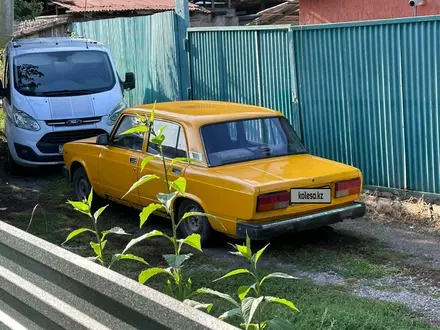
(129, 157, 137, 164)
(172, 167, 181, 175)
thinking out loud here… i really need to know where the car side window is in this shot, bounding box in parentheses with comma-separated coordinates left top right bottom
(148, 120, 187, 158)
(111, 115, 145, 151)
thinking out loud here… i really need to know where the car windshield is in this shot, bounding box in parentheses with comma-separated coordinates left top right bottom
(13, 50, 116, 96)
(201, 116, 307, 166)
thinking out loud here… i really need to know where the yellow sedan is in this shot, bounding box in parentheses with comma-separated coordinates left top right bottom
(63, 101, 365, 244)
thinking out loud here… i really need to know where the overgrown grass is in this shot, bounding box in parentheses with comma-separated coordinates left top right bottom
(141, 264, 436, 330)
(0, 150, 437, 328)
(362, 190, 440, 232)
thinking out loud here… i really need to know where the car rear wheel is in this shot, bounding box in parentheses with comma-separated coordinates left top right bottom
(178, 200, 214, 246)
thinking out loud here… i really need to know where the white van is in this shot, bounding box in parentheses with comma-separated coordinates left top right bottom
(0, 37, 135, 170)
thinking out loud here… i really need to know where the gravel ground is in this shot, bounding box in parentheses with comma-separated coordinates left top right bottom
(335, 218, 440, 269)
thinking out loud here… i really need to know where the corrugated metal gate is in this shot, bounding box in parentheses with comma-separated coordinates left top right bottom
(72, 12, 181, 107)
(188, 16, 440, 194)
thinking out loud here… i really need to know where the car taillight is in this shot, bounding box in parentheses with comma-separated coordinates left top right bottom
(335, 178, 361, 198)
(257, 191, 290, 212)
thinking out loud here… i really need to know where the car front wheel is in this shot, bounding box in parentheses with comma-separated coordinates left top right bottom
(178, 199, 214, 246)
(72, 167, 92, 202)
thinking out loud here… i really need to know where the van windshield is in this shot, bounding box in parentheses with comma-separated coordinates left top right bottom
(13, 50, 116, 96)
(201, 116, 308, 166)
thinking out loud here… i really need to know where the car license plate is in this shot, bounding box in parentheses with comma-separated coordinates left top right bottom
(59, 145, 63, 154)
(290, 188, 332, 204)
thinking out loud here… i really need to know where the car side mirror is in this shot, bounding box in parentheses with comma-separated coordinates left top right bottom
(123, 72, 135, 90)
(96, 133, 109, 145)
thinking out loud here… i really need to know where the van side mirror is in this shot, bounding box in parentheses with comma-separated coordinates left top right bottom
(123, 72, 135, 90)
(96, 133, 109, 145)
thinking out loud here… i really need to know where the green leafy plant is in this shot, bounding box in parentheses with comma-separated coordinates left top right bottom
(63, 189, 147, 268)
(120, 102, 216, 311)
(196, 234, 300, 329)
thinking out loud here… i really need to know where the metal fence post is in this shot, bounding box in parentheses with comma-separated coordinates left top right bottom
(175, 0, 191, 100)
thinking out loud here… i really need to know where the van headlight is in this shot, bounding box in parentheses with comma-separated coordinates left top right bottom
(12, 106, 40, 131)
(107, 100, 127, 125)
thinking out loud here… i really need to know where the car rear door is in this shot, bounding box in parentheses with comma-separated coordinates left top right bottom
(98, 114, 146, 205)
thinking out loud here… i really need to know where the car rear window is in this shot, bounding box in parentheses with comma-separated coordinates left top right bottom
(201, 116, 307, 166)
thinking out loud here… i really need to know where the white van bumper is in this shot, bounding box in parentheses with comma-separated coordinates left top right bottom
(6, 115, 113, 167)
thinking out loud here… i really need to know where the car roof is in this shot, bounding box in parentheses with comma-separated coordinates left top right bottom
(8, 37, 107, 55)
(126, 101, 281, 126)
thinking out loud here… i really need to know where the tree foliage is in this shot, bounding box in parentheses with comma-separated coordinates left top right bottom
(14, 0, 44, 21)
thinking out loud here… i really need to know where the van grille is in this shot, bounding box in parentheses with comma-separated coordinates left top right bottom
(37, 129, 106, 153)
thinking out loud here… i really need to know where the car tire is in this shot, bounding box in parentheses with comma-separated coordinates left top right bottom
(72, 167, 93, 202)
(177, 199, 214, 246)
(6, 151, 22, 175)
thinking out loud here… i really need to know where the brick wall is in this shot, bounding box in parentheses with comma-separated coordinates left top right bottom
(300, 0, 440, 25)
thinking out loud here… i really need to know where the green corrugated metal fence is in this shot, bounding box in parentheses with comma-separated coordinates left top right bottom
(72, 12, 181, 107)
(188, 26, 301, 134)
(188, 16, 440, 194)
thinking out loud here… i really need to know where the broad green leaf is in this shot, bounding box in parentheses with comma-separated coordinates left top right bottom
(93, 205, 109, 223)
(163, 253, 192, 269)
(177, 211, 215, 229)
(112, 253, 148, 265)
(122, 230, 172, 254)
(219, 308, 241, 320)
(196, 288, 239, 307)
(265, 296, 299, 312)
(102, 226, 129, 240)
(183, 299, 213, 313)
(90, 241, 103, 258)
(152, 134, 165, 145)
(265, 318, 294, 330)
(138, 267, 172, 284)
(260, 273, 300, 287)
(67, 200, 90, 215)
(149, 102, 156, 123)
(121, 125, 148, 135)
(246, 233, 252, 256)
(214, 269, 252, 282)
(170, 177, 187, 195)
(178, 233, 202, 253)
(87, 188, 93, 207)
(63, 228, 94, 244)
(237, 286, 251, 301)
(157, 191, 178, 212)
(241, 297, 255, 326)
(140, 155, 156, 172)
(122, 175, 159, 199)
(140, 203, 164, 228)
(170, 157, 199, 167)
(252, 243, 270, 266)
(246, 296, 264, 330)
(157, 124, 167, 137)
(230, 244, 252, 260)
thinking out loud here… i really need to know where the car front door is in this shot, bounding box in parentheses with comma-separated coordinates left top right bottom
(138, 119, 189, 207)
(98, 114, 146, 205)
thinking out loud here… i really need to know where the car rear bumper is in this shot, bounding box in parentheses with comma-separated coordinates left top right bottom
(236, 202, 366, 240)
